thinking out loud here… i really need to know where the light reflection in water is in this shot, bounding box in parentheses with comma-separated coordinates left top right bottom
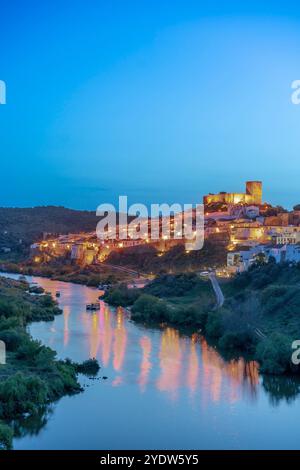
(113, 307, 127, 372)
(63, 306, 70, 347)
(138, 336, 152, 392)
(10, 275, 260, 407)
(187, 334, 199, 397)
(101, 306, 113, 367)
(156, 328, 184, 401)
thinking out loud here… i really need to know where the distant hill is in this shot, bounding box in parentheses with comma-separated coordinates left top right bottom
(0, 206, 100, 252)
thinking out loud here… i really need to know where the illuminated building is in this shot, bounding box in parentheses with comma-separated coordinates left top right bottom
(204, 181, 262, 206)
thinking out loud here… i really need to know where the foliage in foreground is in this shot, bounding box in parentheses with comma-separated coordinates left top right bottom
(0, 276, 100, 450)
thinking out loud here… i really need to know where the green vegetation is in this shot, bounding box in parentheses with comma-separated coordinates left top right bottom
(106, 264, 300, 377)
(1, 262, 128, 288)
(131, 294, 206, 328)
(223, 260, 300, 338)
(106, 238, 228, 274)
(144, 272, 200, 297)
(256, 333, 292, 375)
(0, 423, 13, 450)
(0, 206, 102, 260)
(75, 358, 100, 376)
(131, 295, 170, 323)
(104, 284, 140, 307)
(0, 276, 99, 450)
(190, 262, 300, 374)
(106, 273, 214, 328)
(0, 206, 134, 263)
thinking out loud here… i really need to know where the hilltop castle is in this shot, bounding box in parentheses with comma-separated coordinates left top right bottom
(203, 181, 262, 206)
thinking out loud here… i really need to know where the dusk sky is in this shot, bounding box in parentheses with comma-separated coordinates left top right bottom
(1, 1, 300, 209)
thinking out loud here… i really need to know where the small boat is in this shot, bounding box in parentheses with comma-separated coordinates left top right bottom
(55, 291, 61, 297)
(86, 303, 100, 311)
(98, 283, 111, 292)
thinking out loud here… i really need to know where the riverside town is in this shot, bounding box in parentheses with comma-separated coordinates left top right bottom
(2, 0, 300, 460)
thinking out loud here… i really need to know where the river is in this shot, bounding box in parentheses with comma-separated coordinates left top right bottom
(2, 273, 300, 449)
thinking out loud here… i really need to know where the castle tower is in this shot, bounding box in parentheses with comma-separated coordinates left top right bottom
(246, 181, 262, 205)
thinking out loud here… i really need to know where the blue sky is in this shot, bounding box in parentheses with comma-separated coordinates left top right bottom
(1, 0, 300, 209)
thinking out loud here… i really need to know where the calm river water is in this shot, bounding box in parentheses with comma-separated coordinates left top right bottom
(2, 273, 300, 449)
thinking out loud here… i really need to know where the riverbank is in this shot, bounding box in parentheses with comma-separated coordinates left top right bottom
(104, 265, 300, 376)
(0, 261, 130, 288)
(0, 275, 99, 450)
(3, 272, 300, 450)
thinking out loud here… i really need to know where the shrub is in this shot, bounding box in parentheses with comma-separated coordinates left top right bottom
(169, 306, 206, 327)
(173, 306, 198, 326)
(219, 330, 255, 352)
(40, 294, 55, 308)
(0, 422, 13, 450)
(205, 312, 223, 338)
(48, 361, 81, 397)
(105, 285, 140, 307)
(16, 338, 43, 361)
(76, 358, 100, 376)
(0, 372, 48, 418)
(17, 338, 56, 370)
(0, 316, 22, 331)
(256, 333, 292, 375)
(251, 273, 272, 290)
(0, 299, 18, 318)
(131, 294, 169, 323)
(0, 329, 25, 351)
(144, 273, 200, 297)
(261, 285, 287, 304)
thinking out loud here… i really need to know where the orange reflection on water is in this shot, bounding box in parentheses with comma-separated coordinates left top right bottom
(89, 309, 101, 359)
(86, 305, 128, 373)
(112, 376, 123, 387)
(154, 328, 259, 404)
(186, 334, 199, 396)
(138, 336, 152, 392)
(101, 306, 113, 366)
(199, 338, 259, 405)
(156, 328, 183, 400)
(63, 306, 70, 347)
(113, 308, 127, 372)
(36, 276, 259, 406)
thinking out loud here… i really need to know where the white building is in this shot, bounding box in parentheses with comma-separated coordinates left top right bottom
(228, 243, 300, 272)
(265, 244, 300, 263)
(227, 245, 266, 273)
(276, 230, 300, 245)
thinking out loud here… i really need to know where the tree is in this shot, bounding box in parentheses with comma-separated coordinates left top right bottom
(256, 333, 292, 375)
(131, 294, 169, 323)
(0, 422, 13, 450)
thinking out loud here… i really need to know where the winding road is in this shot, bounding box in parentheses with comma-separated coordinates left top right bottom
(208, 272, 225, 308)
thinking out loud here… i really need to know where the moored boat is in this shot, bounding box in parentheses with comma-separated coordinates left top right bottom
(86, 302, 100, 311)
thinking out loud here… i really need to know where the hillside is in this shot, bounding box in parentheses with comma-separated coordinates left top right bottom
(0, 206, 100, 256)
(105, 237, 228, 274)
